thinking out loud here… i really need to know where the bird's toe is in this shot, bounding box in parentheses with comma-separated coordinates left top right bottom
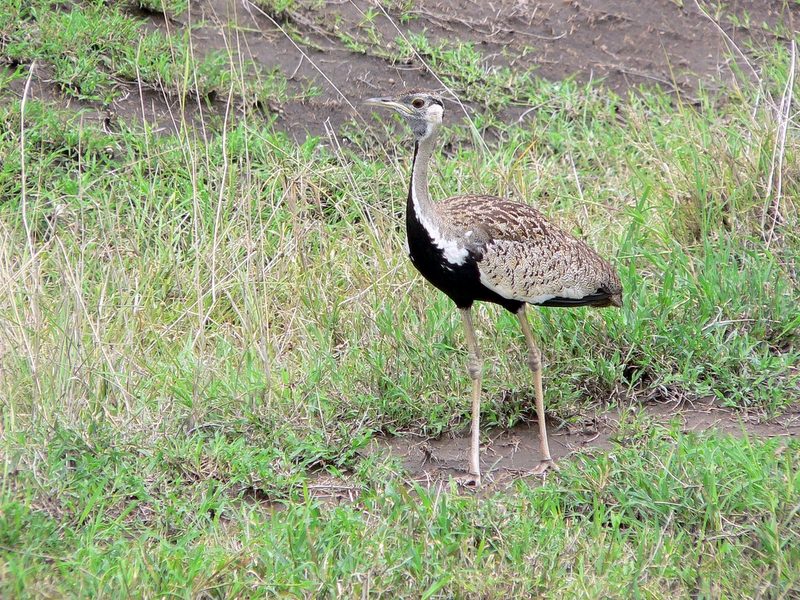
(454, 473, 481, 488)
(529, 459, 560, 476)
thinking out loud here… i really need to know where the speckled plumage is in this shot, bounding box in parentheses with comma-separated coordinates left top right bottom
(364, 90, 622, 485)
(430, 194, 622, 309)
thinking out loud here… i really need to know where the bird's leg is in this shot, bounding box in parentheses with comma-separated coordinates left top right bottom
(516, 306, 559, 474)
(459, 307, 483, 486)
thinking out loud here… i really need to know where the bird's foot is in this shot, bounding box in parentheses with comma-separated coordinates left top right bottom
(453, 473, 481, 488)
(528, 458, 560, 476)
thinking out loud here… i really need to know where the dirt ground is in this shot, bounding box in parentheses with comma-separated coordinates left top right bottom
(12, 0, 800, 484)
(161, 0, 796, 140)
(376, 396, 800, 488)
(302, 395, 800, 497)
(13, 1, 798, 140)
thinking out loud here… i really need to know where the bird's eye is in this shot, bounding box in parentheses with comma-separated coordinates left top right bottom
(412, 98, 425, 108)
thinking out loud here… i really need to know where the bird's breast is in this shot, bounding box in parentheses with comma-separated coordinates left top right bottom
(406, 202, 522, 312)
(407, 209, 478, 281)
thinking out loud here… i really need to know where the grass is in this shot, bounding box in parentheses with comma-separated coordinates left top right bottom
(0, 0, 305, 106)
(1, 0, 799, 597)
(2, 423, 798, 597)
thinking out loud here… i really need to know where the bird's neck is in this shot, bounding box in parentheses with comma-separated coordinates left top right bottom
(409, 130, 439, 222)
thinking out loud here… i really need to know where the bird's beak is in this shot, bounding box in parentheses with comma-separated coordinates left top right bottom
(363, 96, 414, 115)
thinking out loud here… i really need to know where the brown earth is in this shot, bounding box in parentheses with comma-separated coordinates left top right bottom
(376, 397, 800, 490)
(174, 0, 797, 140)
(301, 396, 800, 499)
(10, 0, 800, 486)
(11, 0, 799, 140)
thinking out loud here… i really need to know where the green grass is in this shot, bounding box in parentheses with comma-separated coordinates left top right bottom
(0, 0, 300, 106)
(2, 423, 798, 597)
(1, 0, 799, 597)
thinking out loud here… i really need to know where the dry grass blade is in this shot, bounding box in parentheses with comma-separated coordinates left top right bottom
(14, 61, 44, 399)
(764, 39, 797, 246)
(245, 0, 361, 116)
(20, 62, 36, 258)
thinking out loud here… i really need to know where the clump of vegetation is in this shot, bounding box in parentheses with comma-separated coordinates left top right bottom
(0, 0, 294, 105)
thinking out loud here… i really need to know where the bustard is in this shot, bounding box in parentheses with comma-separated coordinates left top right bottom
(364, 90, 622, 485)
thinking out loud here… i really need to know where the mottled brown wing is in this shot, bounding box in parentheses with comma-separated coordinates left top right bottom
(438, 194, 622, 305)
(438, 194, 557, 244)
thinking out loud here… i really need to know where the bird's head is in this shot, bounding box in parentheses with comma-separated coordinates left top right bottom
(363, 90, 444, 140)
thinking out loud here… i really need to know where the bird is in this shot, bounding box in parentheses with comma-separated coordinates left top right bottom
(364, 90, 622, 486)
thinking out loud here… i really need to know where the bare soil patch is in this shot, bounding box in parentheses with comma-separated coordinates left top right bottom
(377, 397, 800, 489)
(197, 0, 797, 138)
(7, 0, 798, 139)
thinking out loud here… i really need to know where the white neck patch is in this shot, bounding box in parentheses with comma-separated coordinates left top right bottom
(418, 104, 444, 140)
(410, 189, 469, 266)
